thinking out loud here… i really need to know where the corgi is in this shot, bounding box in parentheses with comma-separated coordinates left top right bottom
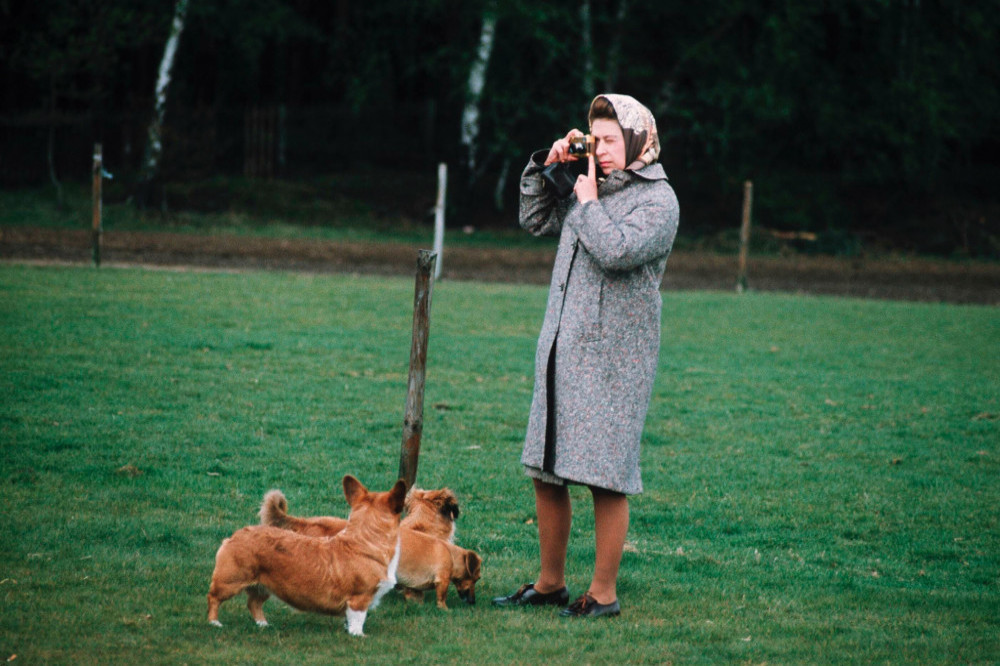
(396, 528, 482, 609)
(207, 475, 406, 636)
(258, 485, 480, 608)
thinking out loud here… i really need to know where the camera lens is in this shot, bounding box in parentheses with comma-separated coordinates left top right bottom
(568, 135, 593, 157)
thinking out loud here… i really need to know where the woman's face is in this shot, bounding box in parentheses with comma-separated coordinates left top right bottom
(591, 118, 627, 175)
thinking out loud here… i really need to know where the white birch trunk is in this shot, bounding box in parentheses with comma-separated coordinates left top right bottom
(141, 0, 189, 183)
(459, 9, 497, 175)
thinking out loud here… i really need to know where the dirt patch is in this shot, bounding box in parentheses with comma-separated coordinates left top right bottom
(2, 226, 998, 305)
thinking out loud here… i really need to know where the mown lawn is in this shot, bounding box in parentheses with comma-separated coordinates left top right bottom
(1, 263, 997, 664)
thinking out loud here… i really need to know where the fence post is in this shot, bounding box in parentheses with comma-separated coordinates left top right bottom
(398, 250, 438, 488)
(432, 163, 447, 280)
(736, 180, 753, 292)
(92, 143, 103, 267)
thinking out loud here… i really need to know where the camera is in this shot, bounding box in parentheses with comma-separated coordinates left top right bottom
(567, 134, 595, 158)
(540, 134, 594, 198)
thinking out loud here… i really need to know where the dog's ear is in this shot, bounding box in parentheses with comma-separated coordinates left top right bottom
(388, 479, 408, 515)
(342, 475, 367, 506)
(465, 551, 482, 578)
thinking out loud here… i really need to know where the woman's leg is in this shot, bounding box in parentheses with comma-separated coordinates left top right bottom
(588, 486, 629, 604)
(533, 477, 571, 593)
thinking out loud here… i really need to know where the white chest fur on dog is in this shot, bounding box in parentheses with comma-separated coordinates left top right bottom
(370, 536, 401, 610)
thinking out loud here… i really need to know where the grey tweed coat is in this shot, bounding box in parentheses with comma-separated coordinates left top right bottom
(519, 150, 679, 494)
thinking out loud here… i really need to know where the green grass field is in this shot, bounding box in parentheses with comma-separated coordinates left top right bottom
(1, 263, 998, 664)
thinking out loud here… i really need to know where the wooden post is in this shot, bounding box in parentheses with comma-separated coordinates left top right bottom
(92, 143, 103, 267)
(398, 250, 438, 488)
(736, 180, 753, 292)
(432, 163, 447, 280)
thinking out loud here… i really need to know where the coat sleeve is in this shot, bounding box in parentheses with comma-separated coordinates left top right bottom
(518, 150, 572, 238)
(567, 180, 679, 272)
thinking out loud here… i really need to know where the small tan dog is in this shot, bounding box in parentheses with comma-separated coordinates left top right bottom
(395, 528, 482, 608)
(207, 475, 407, 636)
(259, 486, 480, 608)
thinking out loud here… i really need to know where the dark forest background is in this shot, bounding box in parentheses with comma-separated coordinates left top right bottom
(2, 0, 998, 257)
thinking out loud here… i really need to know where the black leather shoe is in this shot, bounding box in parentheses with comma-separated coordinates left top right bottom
(492, 583, 570, 607)
(559, 593, 621, 618)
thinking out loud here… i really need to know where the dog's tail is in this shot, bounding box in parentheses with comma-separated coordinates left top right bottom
(259, 489, 290, 527)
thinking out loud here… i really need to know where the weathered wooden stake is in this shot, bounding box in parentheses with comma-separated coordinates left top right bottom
(398, 250, 438, 488)
(92, 143, 103, 267)
(736, 179, 753, 292)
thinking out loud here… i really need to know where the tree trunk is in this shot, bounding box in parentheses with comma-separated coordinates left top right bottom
(459, 7, 497, 178)
(581, 0, 595, 99)
(46, 73, 64, 209)
(493, 157, 510, 211)
(138, 0, 189, 207)
(605, 0, 628, 92)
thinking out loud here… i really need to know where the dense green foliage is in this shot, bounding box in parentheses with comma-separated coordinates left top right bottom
(1, 264, 998, 663)
(1, 1, 999, 254)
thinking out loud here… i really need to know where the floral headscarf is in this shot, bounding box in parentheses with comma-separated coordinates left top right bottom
(588, 94, 660, 170)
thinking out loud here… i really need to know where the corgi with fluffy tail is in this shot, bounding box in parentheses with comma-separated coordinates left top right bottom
(207, 475, 407, 636)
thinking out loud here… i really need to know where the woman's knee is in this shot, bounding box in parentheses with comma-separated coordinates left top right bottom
(533, 477, 569, 499)
(589, 485, 626, 500)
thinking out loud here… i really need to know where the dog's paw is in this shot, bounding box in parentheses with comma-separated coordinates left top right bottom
(345, 608, 367, 637)
(209, 620, 223, 628)
(255, 620, 269, 628)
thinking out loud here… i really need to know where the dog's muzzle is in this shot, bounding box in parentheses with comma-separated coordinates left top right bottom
(459, 589, 475, 605)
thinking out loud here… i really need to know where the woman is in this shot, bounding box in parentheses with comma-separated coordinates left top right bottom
(492, 94, 679, 618)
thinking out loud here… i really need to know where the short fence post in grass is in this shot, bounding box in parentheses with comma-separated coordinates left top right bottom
(432, 163, 447, 280)
(736, 179, 753, 293)
(398, 250, 438, 488)
(91, 143, 103, 267)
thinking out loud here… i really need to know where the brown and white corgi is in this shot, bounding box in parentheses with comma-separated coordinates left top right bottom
(207, 475, 406, 636)
(258, 485, 480, 609)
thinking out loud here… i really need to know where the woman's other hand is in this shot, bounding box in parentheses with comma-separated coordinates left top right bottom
(574, 155, 598, 203)
(544, 129, 586, 166)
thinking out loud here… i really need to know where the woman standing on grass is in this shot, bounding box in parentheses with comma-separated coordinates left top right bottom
(492, 94, 679, 618)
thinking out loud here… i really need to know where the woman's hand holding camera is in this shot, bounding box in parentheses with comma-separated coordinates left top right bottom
(544, 129, 584, 166)
(544, 129, 598, 204)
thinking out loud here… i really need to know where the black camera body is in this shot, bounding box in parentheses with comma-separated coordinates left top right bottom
(540, 160, 588, 198)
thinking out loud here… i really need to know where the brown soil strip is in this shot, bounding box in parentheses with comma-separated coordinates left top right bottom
(2, 227, 997, 305)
